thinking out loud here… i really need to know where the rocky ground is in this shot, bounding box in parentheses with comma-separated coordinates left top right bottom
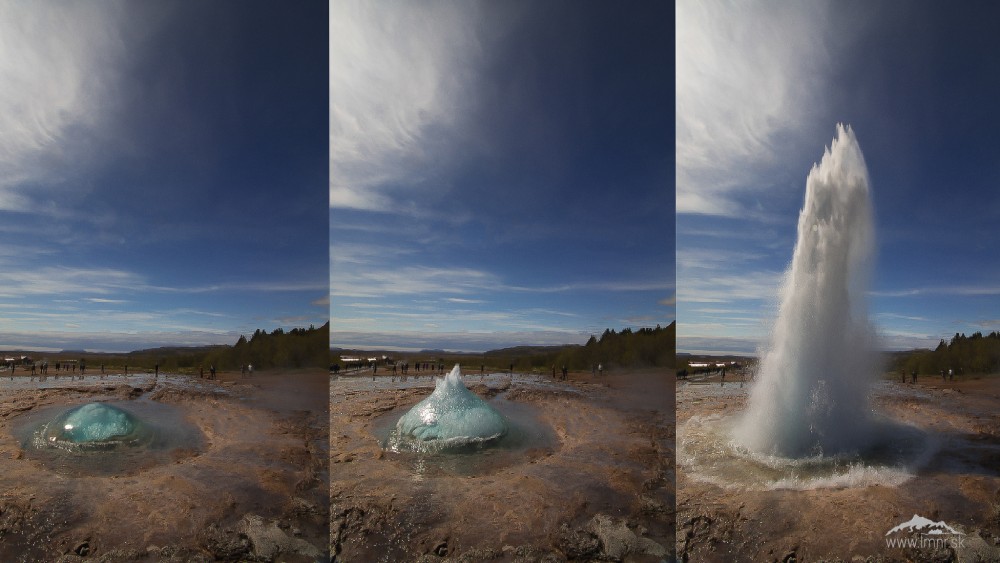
(0, 369, 329, 562)
(677, 372, 1000, 563)
(331, 368, 673, 562)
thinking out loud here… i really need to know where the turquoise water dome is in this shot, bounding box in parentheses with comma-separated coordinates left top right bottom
(387, 364, 508, 452)
(40, 403, 145, 450)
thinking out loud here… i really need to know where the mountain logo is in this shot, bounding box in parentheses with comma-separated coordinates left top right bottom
(886, 514, 963, 536)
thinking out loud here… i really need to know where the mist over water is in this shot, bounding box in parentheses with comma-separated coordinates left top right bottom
(736, 124, 879, 458)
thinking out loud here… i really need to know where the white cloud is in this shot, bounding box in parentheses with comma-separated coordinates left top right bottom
(677, 267, 782, 305)
(0, 267, 144, 298)
(445, 297, 486, 304)
(871, 284, 1000, 298)
(676, 0, 833, 216)
(331, 265, 499, 298)
(329, 0, 483, 211)
(0, 1, 130, 201)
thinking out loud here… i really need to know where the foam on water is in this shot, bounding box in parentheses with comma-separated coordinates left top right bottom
(736, 124, 879, 458)
(386, 364, 509, 453)
(680, 413, 939, 490)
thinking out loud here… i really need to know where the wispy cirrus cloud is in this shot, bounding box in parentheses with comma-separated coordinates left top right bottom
(871, 285, 1000, 298)
(329, 0, 483, 212)
(676, 0, 835, 216)
(0, 1, 132, 199)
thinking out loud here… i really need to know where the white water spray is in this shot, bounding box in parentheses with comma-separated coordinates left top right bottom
(736, 124, 878, 457)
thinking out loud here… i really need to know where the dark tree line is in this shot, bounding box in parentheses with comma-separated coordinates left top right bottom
(891, 331, 1000, 376)
(71, 322, 330, 374)
(484, 323, 675, 372)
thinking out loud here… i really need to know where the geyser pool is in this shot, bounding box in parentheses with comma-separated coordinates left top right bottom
(386, 364, 508, 453)
(16, 400, 204, 476)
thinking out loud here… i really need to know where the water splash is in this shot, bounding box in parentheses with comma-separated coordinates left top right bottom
(387, 364, 508, 453)
(736, 124, 879, 457)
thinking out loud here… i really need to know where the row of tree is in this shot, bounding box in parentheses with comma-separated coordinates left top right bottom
(891, 331, 1000, 376)
(484, 323, 675, 372)
(60, 323, 330, 375)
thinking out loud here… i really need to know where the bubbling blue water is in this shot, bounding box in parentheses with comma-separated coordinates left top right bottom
(387, 364, 508, 452)
(37, 402, 148, 451)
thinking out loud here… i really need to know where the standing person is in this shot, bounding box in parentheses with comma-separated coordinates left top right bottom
(561, 365, 568, 380)
(155, 364, 159, 377)
(210, 365, 216, 380)
(509, 363, 514, 375)
(598, 363, 603, 377)
(248, 364, 253, 376)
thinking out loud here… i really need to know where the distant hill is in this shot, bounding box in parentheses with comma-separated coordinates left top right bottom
(486, 344, 578, 356)
(332, 323, 675, 371)
(60, 323, 330, 373)
(129, 345, 228, 356)
(483, 323, 674, 371)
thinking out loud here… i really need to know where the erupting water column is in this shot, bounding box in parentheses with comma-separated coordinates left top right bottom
(736, 124, 879, 458)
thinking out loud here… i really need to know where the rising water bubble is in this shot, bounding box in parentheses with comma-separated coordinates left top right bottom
(17, 399, 204, 475)
(386, 364, 509, 453)
(37, 402, 149, 451)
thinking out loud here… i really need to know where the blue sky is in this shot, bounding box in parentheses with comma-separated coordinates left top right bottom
(330, 1, 674, 352)
(677, 1, 1000, 354)
(0, 2, 328, 352)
